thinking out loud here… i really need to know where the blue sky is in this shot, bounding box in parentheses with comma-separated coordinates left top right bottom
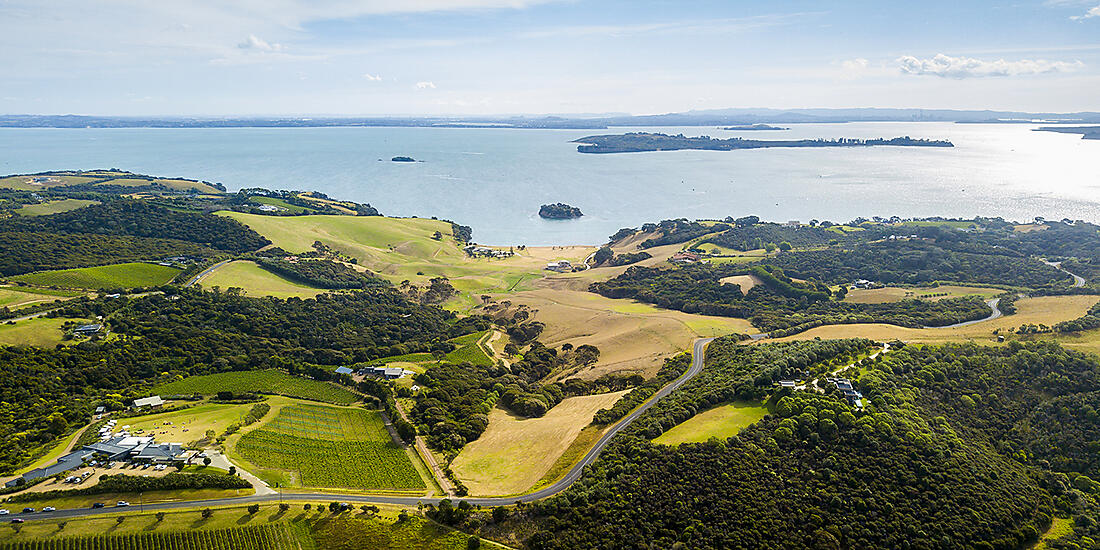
(2, 0, 1099, 115)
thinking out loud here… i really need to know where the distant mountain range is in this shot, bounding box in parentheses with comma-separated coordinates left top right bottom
(2, 108, 1099, 129)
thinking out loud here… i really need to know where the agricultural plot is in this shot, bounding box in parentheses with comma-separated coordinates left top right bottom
(200, 260, 323, 299)
(444, 330, 493, 366)
(0, 523, 299, 550)
(237, 405, 423, 490)
(12, 198, 98, 216)
(152, 370, 360, 405)
(10, 262, 180, 289)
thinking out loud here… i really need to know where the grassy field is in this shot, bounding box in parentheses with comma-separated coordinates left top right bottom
(120, 401, 276, 447)
(11, 199, 98, 217)
(0, 175, 99, 190)
(152, 370, 361, 405)
(236, 404, 424, 491)
(771, 295, 1098, 346)
(10, 263, 181, 289)
(0, 287, 76, 310)
(444, 331, 494, 366)
(718, 274, 762, 295)
(451, 390, 628, 496)
(250, 196, 313, 214)
(0, 503, 485, 550)
(843, 285, 1003, 304)
(200, 261, 324, 298)
(653, 402, 768, 446)
(0, 317, 86, 348)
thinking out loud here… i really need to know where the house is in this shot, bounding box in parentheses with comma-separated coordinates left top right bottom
(545, 260, 572, 273)
(669, 251, 701, 265)
(851, 279, 873, 289)
(334, 366, 353, 375)
(74, 324, 103, 335)
(365, 366, 405, 379)
(256, 204, 284, 212)
(132, 442, 184, 463)
(132, 396, 165, 409)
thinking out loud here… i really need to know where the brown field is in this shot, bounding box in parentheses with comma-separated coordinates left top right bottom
(1014, 224, 1049, 233)
(844, 285, 1002, 304)
(719, 274, 763, 295)
(451, 390, 628, 496)
(487, 284, 753, 380)
(770, 295, 1098, 345)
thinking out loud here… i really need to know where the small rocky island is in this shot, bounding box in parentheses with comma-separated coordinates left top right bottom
(391, 156, 417, 162)
(539, 203, 583, 219)
(574, 132, 954, 154)
(721, 124, 788, 131)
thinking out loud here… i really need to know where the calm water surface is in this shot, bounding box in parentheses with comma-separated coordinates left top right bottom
(1, 123, 1097, 245)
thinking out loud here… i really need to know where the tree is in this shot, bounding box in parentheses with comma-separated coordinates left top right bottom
(593, 246, 613, 266)
(116, 516, 125, 525)
(46, 412, 67, 436)
(155, 512, 165, 522)
(279, 503, 290, 513)
(56, 521, 67, 531)
(174, 461, 185, 472)
(492, 506, 508, 523)
(778, 241, 792, 252)
(203, 456, 211, 467)
(467, 535, 481, 549)
(228, 466, 236, 476)
(201, 508, 213, 519)
(329, 501, 341, 513)
(247, 504, 260, 515)
(304, 503, 311, 511)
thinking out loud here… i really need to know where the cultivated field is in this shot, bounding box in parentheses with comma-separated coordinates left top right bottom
(653, 402, 768, 446)
(843, 284, 1002, 304)
(10, 263, 180, 289)
(236, 404, 423, 491)
(770, 295, 1098, 345)
(199, 261, 324, 298)
(152, 370, 360, 405)
(451, 390, 628, 496)
(0, 522, 298, 550)
(11, 199, 98, 216)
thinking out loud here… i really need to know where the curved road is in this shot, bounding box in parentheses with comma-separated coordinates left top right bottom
(184, 260, 230, 287)
(930, 297, 1002, 329)
(18, 338, 715, 522)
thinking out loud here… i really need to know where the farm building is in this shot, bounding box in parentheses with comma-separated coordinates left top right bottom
(73, 324, 103, 335)
(5, 435, 184, 488)
(669, 251, 701, 265)
(132, 395, 165, 409)
(545, 260, 573, 272)
(359, 366, 406, 379)
(334, 366, 354, 375)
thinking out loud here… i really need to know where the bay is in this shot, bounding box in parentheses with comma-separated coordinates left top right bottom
(1, 122, 1097, 245)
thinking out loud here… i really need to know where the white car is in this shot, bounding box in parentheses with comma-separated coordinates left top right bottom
(41, 507, 56, 512)
(0, 510, 9, 515)
(115, 501, 130, 507)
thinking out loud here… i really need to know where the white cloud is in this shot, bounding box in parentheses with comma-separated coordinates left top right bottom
(363, 73, 382, 81)
(1070, 4, 1100, 19)
(415, 81, 436, 89)
(897, 53, 1084, 78)
(238, 34, 283, 51)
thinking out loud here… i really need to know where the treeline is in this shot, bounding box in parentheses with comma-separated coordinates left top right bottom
(0, 200, 269, 253)
(592, 353, 690, 425)
(1054, 299, 1100, 333)
(637, 219, 727, 248)
(3, 473, 250, 503)
(254, 258, 387, 289)
(519, 341, 1079, 549)
(591, 263, 992, 334)
(0, 231, 213, 277)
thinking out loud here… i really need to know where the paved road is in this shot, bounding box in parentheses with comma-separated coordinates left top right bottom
(1043, 259, 1086, 288)
(185, 260, 230, 287)
(16, 338, 715, 523)
(929, 297, 1001, 329)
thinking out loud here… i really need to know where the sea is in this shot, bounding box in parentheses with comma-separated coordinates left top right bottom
(1, 122, 1097, 246)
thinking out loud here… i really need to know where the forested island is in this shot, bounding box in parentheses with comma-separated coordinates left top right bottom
(538, 203, 583, 219)
(574, 132, 954, 153)
(721, 124, 788, 130)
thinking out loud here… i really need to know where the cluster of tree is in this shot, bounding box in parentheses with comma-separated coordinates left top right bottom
(591, 263, 992, 334)
(450, 222, 472, 243)
(538, 203, 583, 219)
(704, 221, 853, 251)
(518, 340, 1083, 549)
(397, 277, 458, 305)
(607, 251, 651, 266)
(242, 402, 270, 426)
(254, 258, 387, 289)
(0, 231, 213, 277)
(638, 219, 728, 249)
(591, 353, 691, 426)
(228, 188, 381, 216)
(4, 473, 250, 503)
(1, 200, 269, 253)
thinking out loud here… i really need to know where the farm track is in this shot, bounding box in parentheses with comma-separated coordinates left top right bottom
(20, 338, 714, 521)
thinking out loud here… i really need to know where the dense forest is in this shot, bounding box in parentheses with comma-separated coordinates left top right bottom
(591, 263, 993, 334)
(254, 258, 388, 289)
(0, 231, 213, 276)
(515, 340, 1100, 549)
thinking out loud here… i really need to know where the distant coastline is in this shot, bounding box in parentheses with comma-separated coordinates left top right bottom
(574, 132, 954, 154)
(1034, 126, 1100, 140)
(721, 124, 788, 131)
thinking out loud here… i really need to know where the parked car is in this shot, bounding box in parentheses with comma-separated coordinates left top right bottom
(115, 501, 130, 507)
(91, 502, 104, 508)
(0, 509, 9, 515)
(41, 507, 56, 512)
(22, 508, 34, 513)
(9, 518, 23, 524)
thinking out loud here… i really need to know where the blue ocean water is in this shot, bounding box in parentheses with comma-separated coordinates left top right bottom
(1, 122, 1097, 245)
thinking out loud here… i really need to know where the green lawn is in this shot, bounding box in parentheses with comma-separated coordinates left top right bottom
(10, 262, 181, 289)
(12, 199, 98, 216)
(653, 402, 768, 446)
(200, 260, 323, 298)
(0, 317, 87, 347)
(153, 370, 361, 405)
(0, 287, 76, 310)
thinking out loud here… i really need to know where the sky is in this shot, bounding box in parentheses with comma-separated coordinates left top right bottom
(2, 0, 1099, 116)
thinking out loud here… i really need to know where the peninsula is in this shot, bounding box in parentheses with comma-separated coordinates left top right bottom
(1035, 126, 1100, 140)
(574, 132, 954, 154)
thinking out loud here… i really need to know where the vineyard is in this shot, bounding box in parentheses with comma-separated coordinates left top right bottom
(237, 405, 424, 490)
(0, 523, 300, 550)
(153, 370, 360, 405)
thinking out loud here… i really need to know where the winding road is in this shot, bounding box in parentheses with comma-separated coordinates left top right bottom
(184, 260, 230, 287)
(14, 338, 715, 522)
(930, 297, 1002, 329)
